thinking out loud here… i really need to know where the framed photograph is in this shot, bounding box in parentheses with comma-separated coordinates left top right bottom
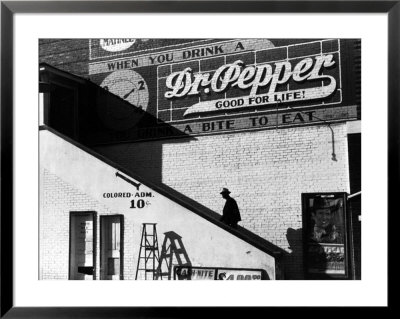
(1, 0, 395, 316)
(302, 193, 350, 279)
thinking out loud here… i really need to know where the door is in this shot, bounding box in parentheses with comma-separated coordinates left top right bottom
(69, 212, 96, 280)
(100, 215, 123, 280)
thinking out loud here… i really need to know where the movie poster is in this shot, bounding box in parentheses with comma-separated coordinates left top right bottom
(304, 194, 349, 278)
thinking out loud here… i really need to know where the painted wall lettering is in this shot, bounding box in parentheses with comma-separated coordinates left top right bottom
(163, 56, 336, 116)
(85, 38, 360, 142)
(165, 56, 335, 99)
(100, 39, 136, 52)
(174, 266, 268, 280)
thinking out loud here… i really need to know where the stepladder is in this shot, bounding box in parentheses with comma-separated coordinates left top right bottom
(135, 223, 161, 280)
(156, 231, 191, 280)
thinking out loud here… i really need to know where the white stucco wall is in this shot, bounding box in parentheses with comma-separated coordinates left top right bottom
(40, 130, 276, 280)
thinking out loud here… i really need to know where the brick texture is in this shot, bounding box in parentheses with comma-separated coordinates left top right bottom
(94, 123, 350, 279)
(39, 39, 359, 279)
(40, 169, 135, 280)
(39, 39, 89, 77)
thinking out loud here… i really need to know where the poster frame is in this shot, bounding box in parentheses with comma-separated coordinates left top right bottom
(301, 192, 350, 280)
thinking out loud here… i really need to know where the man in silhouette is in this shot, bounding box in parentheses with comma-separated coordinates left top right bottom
(220, 188, 241, 229)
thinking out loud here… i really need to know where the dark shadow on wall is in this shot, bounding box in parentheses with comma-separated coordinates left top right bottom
(39, 63, 196, 188)
(285, 228, 305, 280)
(156, 231, 191, 280)
(286, 227, 344, 280)
(39, 62, 288, 278)
(39, 62, 196, 146)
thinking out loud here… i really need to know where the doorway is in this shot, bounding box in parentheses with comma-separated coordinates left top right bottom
(69, 212, 96, 280)
(100, 215, 123, 280)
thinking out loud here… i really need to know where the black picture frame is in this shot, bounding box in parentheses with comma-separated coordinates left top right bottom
(301, 192, 350, 280)
(1, 1, 396, 317)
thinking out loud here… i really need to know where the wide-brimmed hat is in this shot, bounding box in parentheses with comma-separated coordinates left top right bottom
(313, 197, 335, 210)
(220, 188, 231, 194)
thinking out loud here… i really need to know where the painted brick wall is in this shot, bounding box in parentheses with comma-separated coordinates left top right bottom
(38, 39, 224, 78)
(39, 39, 358, 279)
(39, 39, 89, 77)
(95, 123, 350, 279)
(40, 130, 277, 280)
(40, 168, 136, 280)
(156, 39, 343, 124)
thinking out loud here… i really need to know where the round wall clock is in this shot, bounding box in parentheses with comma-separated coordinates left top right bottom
(98, 69, 149, 131)
(101, 69, 149, 111)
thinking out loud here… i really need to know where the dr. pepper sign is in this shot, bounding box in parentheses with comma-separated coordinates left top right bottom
(157, 38, 342, 123)
(88, 39, 354, 141)
(165, 55, 337, 116)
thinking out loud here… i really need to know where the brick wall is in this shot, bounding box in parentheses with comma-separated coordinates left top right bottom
(156, 39, 343, 123)
(40, 130, 277, 280)
(38, 39, 223, 78)
(39, 39, 358, 279)
(40, 168, 136, 280)
(95, 122, 350, 279)
(39, 39, 89, 77)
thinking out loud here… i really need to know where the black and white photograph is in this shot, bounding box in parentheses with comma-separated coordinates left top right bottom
(38, 38, 361, 280)
(2, 2, 395, 313)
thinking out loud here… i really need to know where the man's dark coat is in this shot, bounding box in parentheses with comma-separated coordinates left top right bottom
(221, 197, 241, 224)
